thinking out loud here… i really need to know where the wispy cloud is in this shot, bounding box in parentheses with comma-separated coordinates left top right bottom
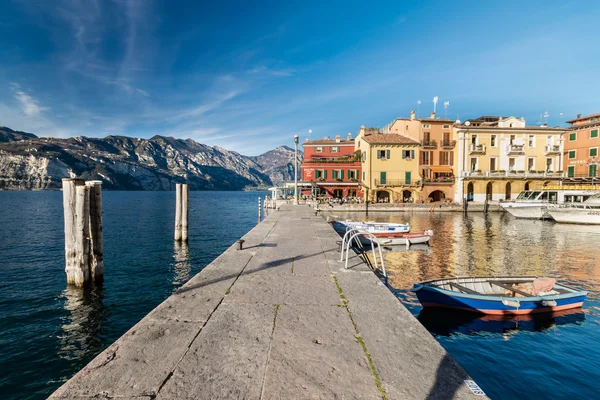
(10, 83, 50, 116)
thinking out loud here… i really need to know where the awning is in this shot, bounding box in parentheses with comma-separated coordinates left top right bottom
(426, 166, 454, 173)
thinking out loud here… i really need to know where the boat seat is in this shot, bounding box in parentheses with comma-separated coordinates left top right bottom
(448, 282, 482, 295)
(490, 282, 533, 297)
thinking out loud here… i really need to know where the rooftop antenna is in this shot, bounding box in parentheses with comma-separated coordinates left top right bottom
(544, 111, 549, 125)
(444, 101, 450, 119)
(417, 100, 421, 118)
(433, 96, 438, 114)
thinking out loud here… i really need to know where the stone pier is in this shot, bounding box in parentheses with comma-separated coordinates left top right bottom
(51, 204, 485, 399)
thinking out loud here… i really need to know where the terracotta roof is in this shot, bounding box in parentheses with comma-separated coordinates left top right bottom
(362, 133, 420, 145)
(567, 121, 600, 130)
(566, 112, 600, 124)
(455, 125, 567, 132)
(303, 139, 354, 146)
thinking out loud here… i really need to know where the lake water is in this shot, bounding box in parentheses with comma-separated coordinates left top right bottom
(0, 190, 265, 399)
(330, 210, 600, 399)
(1, 194, 599, 399)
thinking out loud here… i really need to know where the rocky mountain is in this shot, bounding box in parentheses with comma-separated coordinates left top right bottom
(0, 127, 303, 191)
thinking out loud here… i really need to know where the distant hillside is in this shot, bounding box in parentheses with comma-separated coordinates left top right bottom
(0, 127, 303, 190)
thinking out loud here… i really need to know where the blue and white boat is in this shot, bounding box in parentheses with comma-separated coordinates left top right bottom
(411, 276, 587, 315)
(331, 220, 410, 234)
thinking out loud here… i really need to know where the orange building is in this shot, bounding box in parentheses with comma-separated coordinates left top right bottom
(564, 112, 600, 179)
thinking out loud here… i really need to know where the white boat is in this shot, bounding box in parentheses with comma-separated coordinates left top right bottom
(500, 189, 598, 219)
(332, 220, 410, 233)
(547, 194, 600, 224)
(359, 230, 433, 246)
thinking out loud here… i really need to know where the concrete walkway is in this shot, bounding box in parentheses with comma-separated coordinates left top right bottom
(51, 204, 485, 399)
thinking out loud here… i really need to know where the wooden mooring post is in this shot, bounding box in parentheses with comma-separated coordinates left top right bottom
(462, 196, 468, 216)
(62, 178, 103, 286)
(258, 197, 262, 222)
(174, 184, 189, 242)
(483, 197, 489, 215)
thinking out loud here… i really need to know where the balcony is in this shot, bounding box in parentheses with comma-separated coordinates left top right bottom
(421, 140, 437, 149)
(463, 170, 565, 178)
(469, 144, 486, 154)
(440, 140, 456, 149)
(545, 145, 561, 155)
(507, 144, 525, 155)
(305, 155, 360, 163)
(423, 177, 455, 184)
(374, 179, 421, 187)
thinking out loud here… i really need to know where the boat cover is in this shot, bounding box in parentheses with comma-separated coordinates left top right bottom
(533, 277, 556, 295)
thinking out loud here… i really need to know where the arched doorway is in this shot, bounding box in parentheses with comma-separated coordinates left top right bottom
(505, 182, 511, 200)
(402, 190, 412, 203)
(376, 190, 390, 203)
(429, 190, 446, 202)
(467, 182, 474, 201)
(486, 182, 493, 200)
(524, 181, 531, 191)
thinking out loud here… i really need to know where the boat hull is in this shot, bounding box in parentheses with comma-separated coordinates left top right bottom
(547, 208, 600, 225)
(500, 203, 550, 219)
(360, 231, 432, 246)
(332, 220, 410, 233)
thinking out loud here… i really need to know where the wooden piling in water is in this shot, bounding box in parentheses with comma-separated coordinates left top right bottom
(62, 178, 103, 286)
(174, 184, 182, 241)
(181, 184, 189, 242)
(483, 197, 489, 214)
(463, 197, 468, 216)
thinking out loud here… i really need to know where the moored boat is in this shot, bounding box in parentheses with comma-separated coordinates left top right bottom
(332, 220, 410, 233)
(500, 189, 598, 220)
(411, 276, 586, 315)
(547, 193, 600, 224)
(360, 230, 433, 246)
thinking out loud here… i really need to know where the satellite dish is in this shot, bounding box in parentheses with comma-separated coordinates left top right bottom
(465, 121, 471, 126)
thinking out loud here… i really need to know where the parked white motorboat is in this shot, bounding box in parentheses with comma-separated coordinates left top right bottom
(500, 189, 598, 219)
(359, 230, 433, 246)
(547, 194, 600, 224)
(332, 220, 410, 233)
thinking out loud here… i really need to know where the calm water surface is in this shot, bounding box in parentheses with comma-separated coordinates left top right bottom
(0, 191, 265, 399)
(331, 210, 600, 399)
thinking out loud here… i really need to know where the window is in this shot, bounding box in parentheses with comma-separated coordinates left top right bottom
(510, 135, 516, 145)
(377, 150, 390, 159)
(490, 135, 497, 147)
(490, 157, 497, 171)
(443, 124, 450, 129)
(348, 170, 358, 180)
(421, 151, 430, 165)
(423, 124, 430, 128)
(546, 158, 553, 171)
(440, 151, 452, 165)
(569, 132, 577, 141)
(590, 148, 598, 157)
(362, 171, 365, 180)
(315, 146, 323, 153)
(568, 150, 576, 159)
(528, 157, 535, 171)
(592, 129, 599, 139)
(568, 166, 575, 177)
(509, 158, 516, 170)
(528, 135, 535, 148)
(380, 171, 387, 184)
(315, 169, 327, 179)
(330, 146, 340, 153)
(470, 157, 477, 171)
(471, 135, 477, 145)
(590, 165, 597, 177)
(358, 141, 361, 148)
(362, 151, 366, 162)
(402, 149, 415, 159)
(332, 170, 343, 179)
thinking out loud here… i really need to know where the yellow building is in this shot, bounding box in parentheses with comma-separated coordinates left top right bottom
(455, 116, 569, 202)
(355, 125, 421, 203)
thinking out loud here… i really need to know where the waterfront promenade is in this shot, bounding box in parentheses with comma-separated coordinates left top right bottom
(51, 204, 482, 399)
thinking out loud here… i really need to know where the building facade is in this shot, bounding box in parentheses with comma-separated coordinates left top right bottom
(384, 111, 457, 201)
(300, 134, 362, 199)
(455, 116, 568, 202)
(564, 112, 600, 180)
(355, 126, 421, 203)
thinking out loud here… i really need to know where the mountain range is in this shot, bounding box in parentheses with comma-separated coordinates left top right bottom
(0, 126, 302, 190)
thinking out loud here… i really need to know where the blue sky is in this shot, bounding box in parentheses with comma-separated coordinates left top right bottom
(1, 0, 599, 155)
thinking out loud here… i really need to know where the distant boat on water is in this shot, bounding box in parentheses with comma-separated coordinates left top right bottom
(500, 189, 598, 220)
(546, 193, 600, 224)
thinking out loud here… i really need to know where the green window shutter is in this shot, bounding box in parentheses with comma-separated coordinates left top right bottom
(569, 132, 576, 141)
(590, 148, 598, 157)
(592, 130, 598, 138)
(380, 172, 386, 184)
(590, 165, 597, 177)
(340, 170, 344, 179)
(569, 150, 576, 159)
(402, 151, 406, 159)
(405, 172, 411, 184)
(324, 170, 327, 179)
(362, 171, 365, 180)
(568, 166, 575, 177)
(411, 150, 415, 159)
(386, 150, 390, 159)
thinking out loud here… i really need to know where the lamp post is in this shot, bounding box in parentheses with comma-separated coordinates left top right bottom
(294, 134, 299, 205)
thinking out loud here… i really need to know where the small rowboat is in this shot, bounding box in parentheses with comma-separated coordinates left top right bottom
(332, 220, 410, 233)
(411, 276, 587, 315)
(360, 230, 433, 246)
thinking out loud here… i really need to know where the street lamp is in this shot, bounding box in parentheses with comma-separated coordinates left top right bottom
(294, 135, 299, 205)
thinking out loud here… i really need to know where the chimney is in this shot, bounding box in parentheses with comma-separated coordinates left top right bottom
(323, 136, 328, 140)
(347, 132, 352, 140)
(577, 113, 582, 119)
(410, 110, 416, 120)
(360, 125, 365, 135)
(305, 137, 309, 142)
(335, 135, 341, 143)
(541, 123, 548, 127)
(430, 112, 435, 119)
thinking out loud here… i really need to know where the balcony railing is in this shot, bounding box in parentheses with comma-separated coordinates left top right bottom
(463, 170, 565, 178)
(507, 144, 525, 155)
(423, 177, 455, 184)
(305, 156, 360, 163)
(469, 144, 486, 154)
(374, 179, 421, 187)
(421, 140, 437, 149)
(440, 140, 456, 149)
(545, 145, 561, 155)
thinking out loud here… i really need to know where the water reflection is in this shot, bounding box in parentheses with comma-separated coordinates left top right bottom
(171, 241, 191, 287)
(58, 285, 107, 361)
(418, 308, 586, 338)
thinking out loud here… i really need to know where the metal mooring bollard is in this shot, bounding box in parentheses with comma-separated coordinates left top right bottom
(336, 240, 342, 252)
(236, 239, 245, 250)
